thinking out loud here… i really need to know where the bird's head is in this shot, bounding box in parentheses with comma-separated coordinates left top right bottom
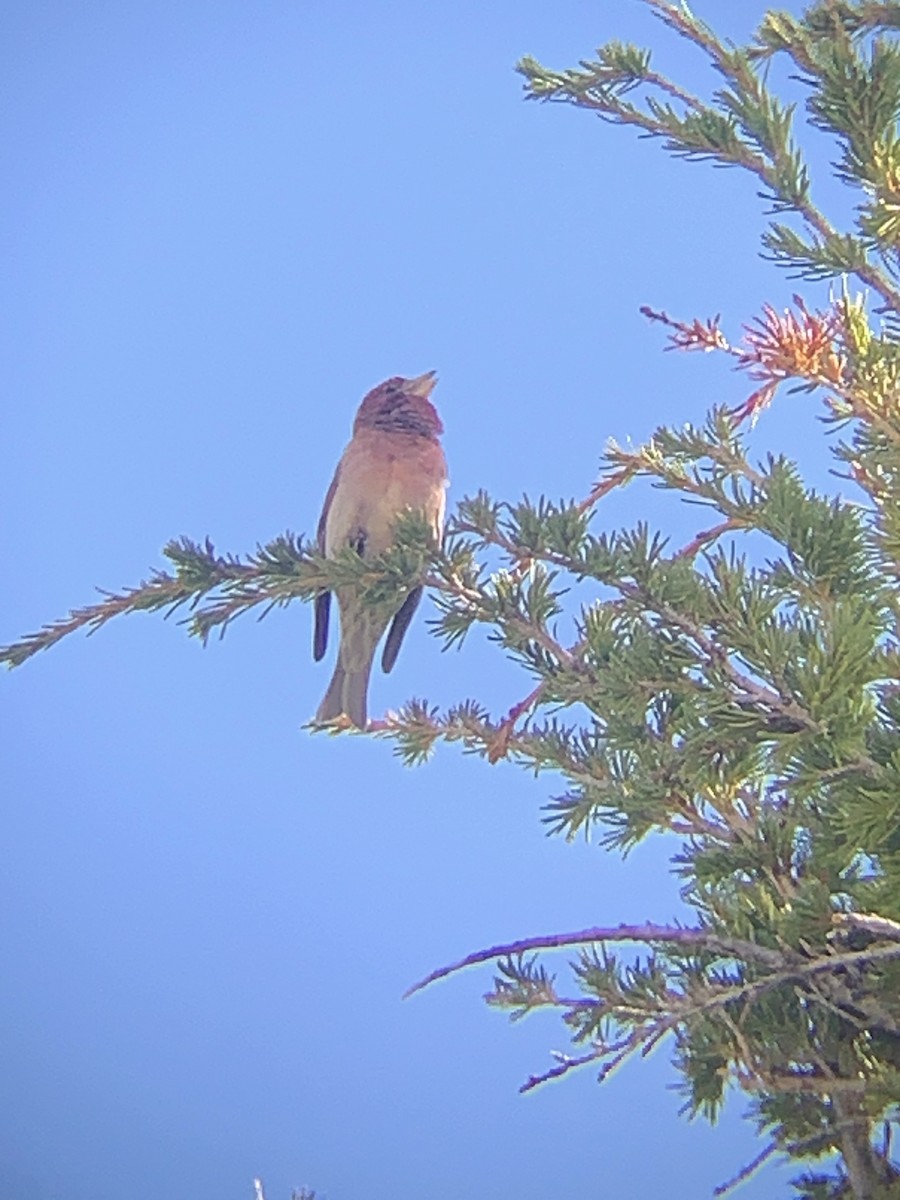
(354, 371, 443, 439)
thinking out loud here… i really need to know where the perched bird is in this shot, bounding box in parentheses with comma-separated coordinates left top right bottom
(313, 371, 448, 728)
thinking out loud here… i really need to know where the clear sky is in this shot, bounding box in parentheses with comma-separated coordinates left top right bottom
(3, 2, 846, 1198)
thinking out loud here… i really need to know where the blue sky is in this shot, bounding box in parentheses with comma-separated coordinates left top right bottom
(2, 2, 850, 1198)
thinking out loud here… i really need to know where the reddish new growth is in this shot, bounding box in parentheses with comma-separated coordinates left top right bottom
(732, 296, 845, 423)
(741, 296, 843, 385)
(642, 297, 846, 425)
(640, 305, 729, 353)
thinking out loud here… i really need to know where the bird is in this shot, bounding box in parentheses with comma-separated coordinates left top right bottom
(313, 371, 448, 728)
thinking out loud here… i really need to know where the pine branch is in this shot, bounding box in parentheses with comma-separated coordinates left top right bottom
(0, 535, 297, 668)
(0, 531, 434, 668)
(404, 921, 789, 997)
(2, 511, 449, 670)
(832, 1090, 891, 1200)
(519, 2, 900, 312)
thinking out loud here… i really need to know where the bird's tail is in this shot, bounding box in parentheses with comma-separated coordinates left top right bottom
(316, 601, 386, 728)
(315, 660, 373, 729)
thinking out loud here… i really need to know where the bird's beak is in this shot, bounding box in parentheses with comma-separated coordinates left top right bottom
(405, 370, 438, 397)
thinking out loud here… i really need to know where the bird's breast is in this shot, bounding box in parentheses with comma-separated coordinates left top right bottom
(324, 429, 447, 559)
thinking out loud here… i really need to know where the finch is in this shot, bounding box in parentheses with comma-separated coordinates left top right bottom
(313, 371, 448, 728)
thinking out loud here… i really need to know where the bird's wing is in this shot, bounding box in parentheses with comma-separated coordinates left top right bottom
(381, 585, 423, 674)
(313, 593, 331, 662)
(313, 465, 342, 661)
(380, 460, 446, 673)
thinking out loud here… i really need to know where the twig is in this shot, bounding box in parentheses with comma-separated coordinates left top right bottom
(519, 1044, 606, 1092)
(485, 683, 547, 764)
(577, 465, 636, 513)
(404, 922, 788, 998)
(832, 912, 900, 943)
(674, 517, 744, 560)
(713, 1141, 779, 1197)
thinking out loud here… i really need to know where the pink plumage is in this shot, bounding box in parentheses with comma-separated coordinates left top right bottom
(313, 372, 448, 727)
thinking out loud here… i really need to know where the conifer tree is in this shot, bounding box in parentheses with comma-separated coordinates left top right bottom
(6, 3, 900, 1195)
